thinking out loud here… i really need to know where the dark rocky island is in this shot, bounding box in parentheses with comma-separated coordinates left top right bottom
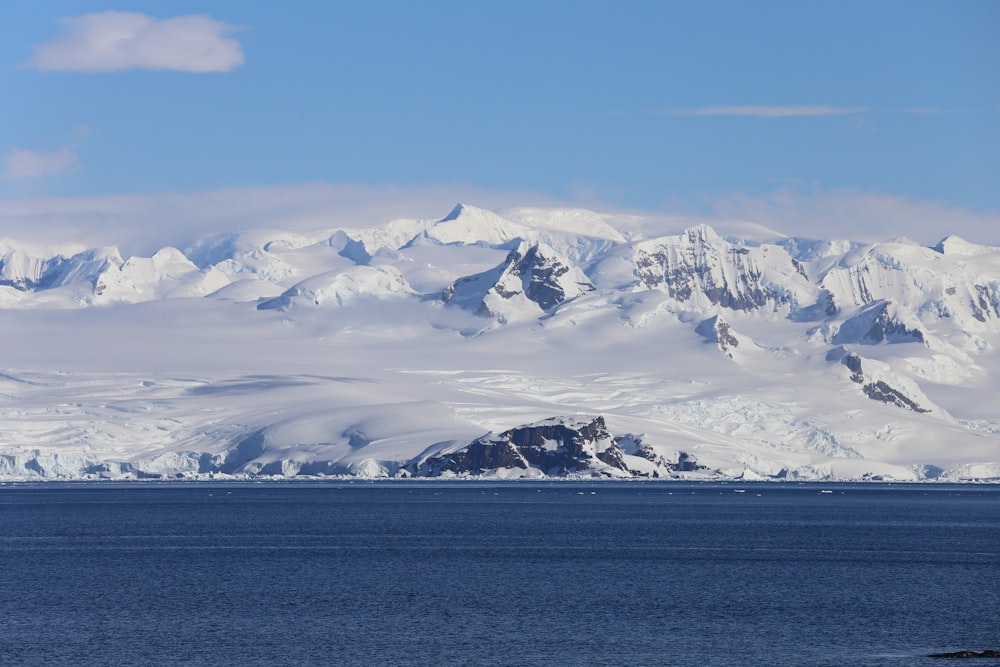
(928, 650, 1000, 659)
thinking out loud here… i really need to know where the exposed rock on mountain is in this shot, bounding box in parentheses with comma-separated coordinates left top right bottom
(970, 283, 1000, 323)
(633, 225, 813, 313)
(696, 315, 742, 359)
(818, 239, 1000, 337)
(442, 240, 594, 322)
(836, 351, 932, 413)
(833, 300, 927, 345)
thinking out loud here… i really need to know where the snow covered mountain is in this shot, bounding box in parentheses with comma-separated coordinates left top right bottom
(634, 224, 815, 314)
(1, 204, 998, 481)
(442, 240, 594, 325)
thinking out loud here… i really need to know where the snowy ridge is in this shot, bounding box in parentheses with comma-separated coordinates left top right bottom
(94, 247, 231, 302)
(1, 203, 999, 481)
(257, 266, 414, 311)
(425, 204, 531, 246)
(0, 243, 122, 297)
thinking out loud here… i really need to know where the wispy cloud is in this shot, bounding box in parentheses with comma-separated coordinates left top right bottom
(1, 181, 998, 257)
(713, 187, 1000, 245)
(2, 128, 90, 181)
(668, 105, 865, 118)
(0, 183, 574, 256)
(22, 11, 245, 73)
(1, 147, 79, 180)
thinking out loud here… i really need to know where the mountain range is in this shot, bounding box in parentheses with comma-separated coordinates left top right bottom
(1, 203, 998, 481)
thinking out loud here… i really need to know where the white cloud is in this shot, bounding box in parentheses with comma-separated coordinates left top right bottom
(713, 188, 1000, 245)
(899, 107, 948, 115)
(0, 183, 573, 256)
(1, 147, 80, 180)
(0, 182, 997, 257)
(2, 128, 90, 181)
(669, 105, 864, 118)
(23, 11, 244, 73)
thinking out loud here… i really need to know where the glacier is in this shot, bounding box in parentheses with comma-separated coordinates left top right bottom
(1, 203, 998, 482)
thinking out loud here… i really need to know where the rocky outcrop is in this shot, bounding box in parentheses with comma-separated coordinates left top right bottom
(442, 241, 594, 321)
(633, 225, 809, 313)
(928, 650, 1000, 659)
(839, 352, 931, 413)
(409, 416, 631, 477)
(696, 315, 741, 358)
(971, 283, 1000, 322)
(833, 300, 927, 345)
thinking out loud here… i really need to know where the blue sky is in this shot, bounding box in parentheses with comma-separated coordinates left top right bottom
(2, 1, 998, 247)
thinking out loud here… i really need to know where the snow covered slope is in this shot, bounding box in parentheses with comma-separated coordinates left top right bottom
(1, 204, 998, 481)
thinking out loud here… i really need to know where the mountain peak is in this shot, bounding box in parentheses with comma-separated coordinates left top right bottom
(634, 225, 809, 313)
(439, 203, 470, 222)
(427, 204, 528, 246)
(442, 240, 594, 322)
(933, 235, 989, 256)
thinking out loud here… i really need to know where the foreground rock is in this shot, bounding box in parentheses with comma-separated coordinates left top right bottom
(407, 416, 697, 478)
(928, 649, 1000, 659)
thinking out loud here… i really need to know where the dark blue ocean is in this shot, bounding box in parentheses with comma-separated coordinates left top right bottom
(1, 482, 998, 666)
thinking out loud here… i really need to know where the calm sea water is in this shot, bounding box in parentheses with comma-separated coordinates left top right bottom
(1, 482, 998, 666)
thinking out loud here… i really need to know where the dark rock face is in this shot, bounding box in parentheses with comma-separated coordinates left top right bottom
(971, 284, 1000, 322)
(634, 226, 794, 312)
(833, 300, 926, 345)
(716, 320, 739, 356)
(410, 416, 630, 477)
(843, 352, 865, 384)
(842, 353, 930, 413)
(696, 315, 739, 358)
(866, 309, 925, 344)
(420, 438, 530, 476)
(442, 241, 594, 319)
(628, 442, 702, 474)
(928, 650, 1000, 659)
(409, 417, 703, 478)
(861, 380, 929, 413)
(517, 244, 582, 310)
